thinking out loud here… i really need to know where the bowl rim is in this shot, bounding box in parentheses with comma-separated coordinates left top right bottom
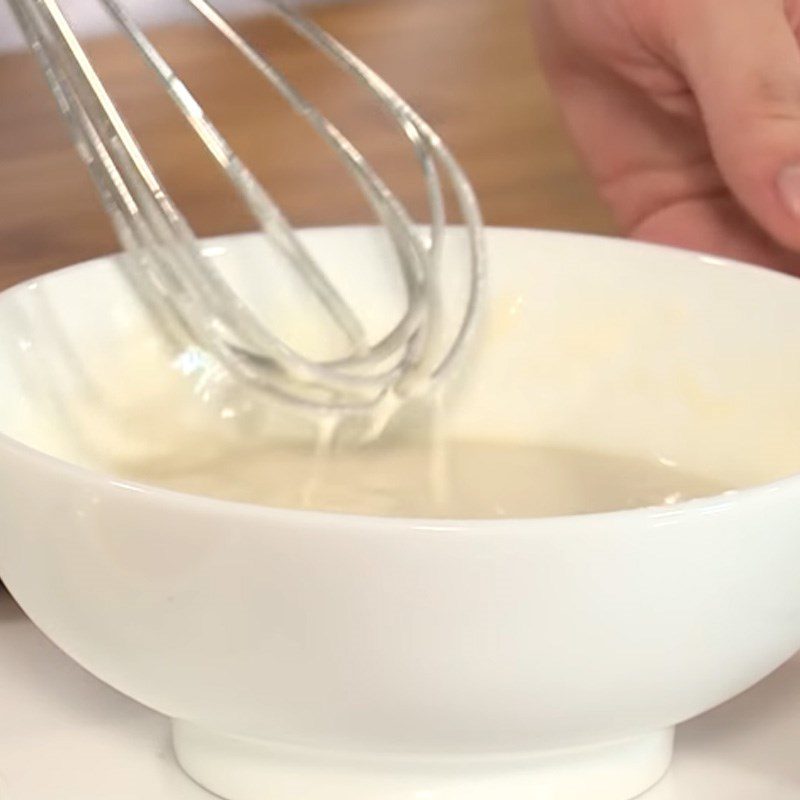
(2, 225, 800, 533)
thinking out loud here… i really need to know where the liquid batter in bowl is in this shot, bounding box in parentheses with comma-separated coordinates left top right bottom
(112, 438, 727, 518)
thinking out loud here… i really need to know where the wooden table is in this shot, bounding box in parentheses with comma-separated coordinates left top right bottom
(0, 0, 613, 290)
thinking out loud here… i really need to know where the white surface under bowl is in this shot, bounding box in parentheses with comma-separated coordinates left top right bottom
(1, 227, 800, 800)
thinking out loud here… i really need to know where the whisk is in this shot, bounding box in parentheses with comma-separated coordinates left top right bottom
(9, 0, 485, 415)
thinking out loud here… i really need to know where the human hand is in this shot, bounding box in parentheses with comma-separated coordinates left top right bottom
(531, 0, 800, 272)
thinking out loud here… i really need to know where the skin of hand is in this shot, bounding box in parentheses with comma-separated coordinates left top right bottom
(531, 0, 800, 273)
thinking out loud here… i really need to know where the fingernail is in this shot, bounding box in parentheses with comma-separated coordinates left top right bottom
(778, 163, 800, 217)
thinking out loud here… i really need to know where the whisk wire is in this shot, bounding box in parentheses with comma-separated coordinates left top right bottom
(9, 0, 486, 414)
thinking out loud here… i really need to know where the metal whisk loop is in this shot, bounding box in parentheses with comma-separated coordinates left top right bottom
(9, 0, 485, 414)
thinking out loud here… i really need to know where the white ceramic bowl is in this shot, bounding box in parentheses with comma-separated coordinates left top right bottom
(2, 227, 800, 800)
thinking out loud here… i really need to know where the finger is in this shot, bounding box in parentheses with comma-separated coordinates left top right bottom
(531, 2, 725, 238)
(663, 0, 800, 250)
(631, 194, 800, 276)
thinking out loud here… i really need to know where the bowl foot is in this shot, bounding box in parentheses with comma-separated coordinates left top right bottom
(172, 720, 673, 800)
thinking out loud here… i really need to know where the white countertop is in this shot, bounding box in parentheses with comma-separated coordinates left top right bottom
(1, 591, 798, 799)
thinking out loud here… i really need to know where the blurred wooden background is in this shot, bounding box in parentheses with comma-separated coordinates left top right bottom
(0, 0, 612, 290)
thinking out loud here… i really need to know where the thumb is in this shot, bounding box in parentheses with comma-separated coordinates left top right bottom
(664, 0, 800, 251)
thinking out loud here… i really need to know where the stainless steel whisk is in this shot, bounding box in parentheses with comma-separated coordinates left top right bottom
(9, 0, 485, 413)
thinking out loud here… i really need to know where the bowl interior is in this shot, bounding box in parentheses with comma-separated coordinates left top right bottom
(2, 227, 800, 495)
